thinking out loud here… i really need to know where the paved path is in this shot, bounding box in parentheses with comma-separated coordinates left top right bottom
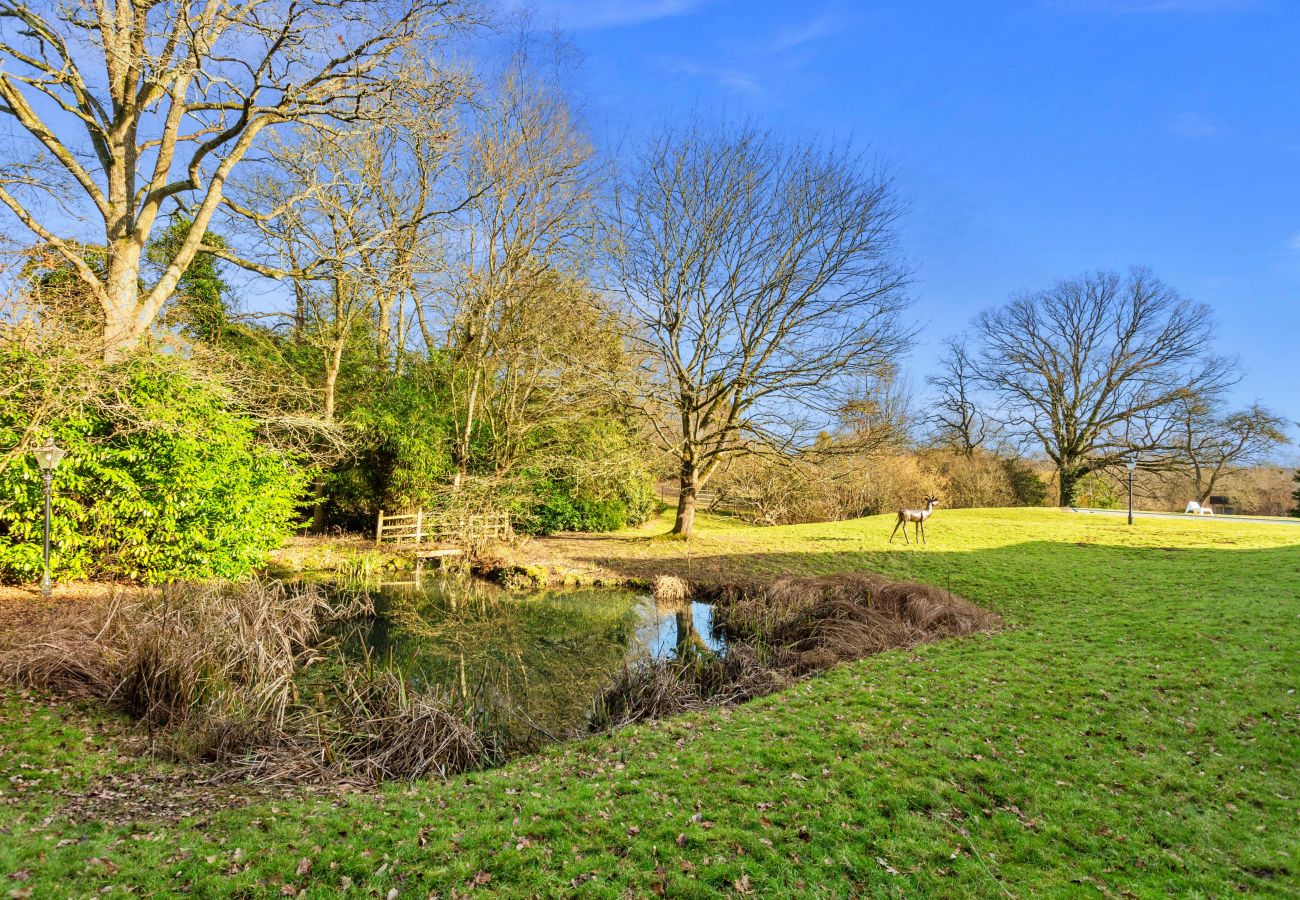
(1070, 507, 1300, 527)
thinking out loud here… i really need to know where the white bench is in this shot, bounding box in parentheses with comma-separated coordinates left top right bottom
(1184, 501, 1215, 516)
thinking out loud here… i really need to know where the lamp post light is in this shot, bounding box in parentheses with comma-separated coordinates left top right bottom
(32, 441, 66, 598)
(1126, 458, 1137, 526)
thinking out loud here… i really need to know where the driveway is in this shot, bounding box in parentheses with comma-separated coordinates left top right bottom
(1070, 507, 1300, 526)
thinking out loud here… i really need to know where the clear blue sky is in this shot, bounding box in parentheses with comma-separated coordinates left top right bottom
(522, 0, 1300, 437)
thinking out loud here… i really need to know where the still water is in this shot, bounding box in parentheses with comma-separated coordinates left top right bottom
(332, 574, 721, 748)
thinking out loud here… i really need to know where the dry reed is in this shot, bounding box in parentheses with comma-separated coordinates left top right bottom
(1, 578, 490, 783)
(651, 575, 689, 607)
(595, 571, 999, 729)
(716, 572, 1000, 675)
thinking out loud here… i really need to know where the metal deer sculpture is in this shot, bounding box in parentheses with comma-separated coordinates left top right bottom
(889, 496, 939, 545)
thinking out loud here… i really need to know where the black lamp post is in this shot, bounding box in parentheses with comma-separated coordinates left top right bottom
(1126, 458, 1137, 526)
(32, 441, 66, 597)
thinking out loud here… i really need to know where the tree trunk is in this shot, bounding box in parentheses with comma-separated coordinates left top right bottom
(102, 241, 146, 361)
(312, 341, 343, 531)
(452, 364, 482, 491)
(1197, 480, 1217, 507)
(1058, 464, 1088, 508)
(675, 608, 708, 657)
(673, 464, 699, 537)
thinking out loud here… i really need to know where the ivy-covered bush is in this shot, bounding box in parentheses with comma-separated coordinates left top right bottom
(0, 352, 308, 583)
(511, 421, 656, 536)
(323, 370, 457, 531)
(525, 491, 631, 535)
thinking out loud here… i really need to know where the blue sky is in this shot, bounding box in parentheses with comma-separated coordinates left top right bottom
(522, 0, 1300, 435)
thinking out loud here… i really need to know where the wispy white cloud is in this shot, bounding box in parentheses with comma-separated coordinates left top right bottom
(1052, 0, 1255, 12)
(516, 0, 711, 30)
(769, 12, 839, 52)
(1286, 233, 1300, 252)
(665, 59, 762, 94)
(1167, 111, 1225, 138)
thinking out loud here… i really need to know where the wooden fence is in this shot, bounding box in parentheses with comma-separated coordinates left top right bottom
(375, 509, 512, 548)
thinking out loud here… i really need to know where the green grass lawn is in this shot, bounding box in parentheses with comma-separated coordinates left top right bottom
(2, 508, 1298, 897)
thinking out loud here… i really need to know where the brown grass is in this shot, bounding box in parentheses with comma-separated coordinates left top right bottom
(651, 574, 689, 607)
(594, 571, 1000, 729)
(0, 601, 117, 699)
(0, 577, 491, 784)
(713, 572, 1001, 675)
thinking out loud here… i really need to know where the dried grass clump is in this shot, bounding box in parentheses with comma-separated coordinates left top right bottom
(716, 572, 999, 674)
(652, 575, 689, 607)
(107, 578, 331, 735)
(218, 664, 493, 785)
(593, 659, 710, 728)
(320, 664, 490, 781)
(0, 607, 117, 699)
(1, 578, 491, 784)
(592, 642, 792, 730)
(595, 571, 998, 730)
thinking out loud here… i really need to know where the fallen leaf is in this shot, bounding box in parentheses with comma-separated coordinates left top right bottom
(296, 858, 311, 877)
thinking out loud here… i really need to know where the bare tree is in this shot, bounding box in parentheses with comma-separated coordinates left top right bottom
(617, 120, 912, 537)
(926, 335, 989, 457)
(220, 95, 465, 527)
(970, 268, 1236, 506)
(433, 57, 602, 488)
(0, 0, 467, 359)
(1161, 398, 1290, 504)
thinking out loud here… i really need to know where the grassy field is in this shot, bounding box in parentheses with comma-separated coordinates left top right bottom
(2, 508, 1297, 897)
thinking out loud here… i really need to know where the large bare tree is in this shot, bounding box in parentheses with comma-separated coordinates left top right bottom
(617, 121, 912, 537)
(1162, 398, 1290, 505)
(0, 0, 464, 358)
(926, 335, 990, 457)
(971, 268, 1236, 506)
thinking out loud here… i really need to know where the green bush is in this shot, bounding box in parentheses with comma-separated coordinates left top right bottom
(0, 353, 308, 584)
(1072, 471, 1121, 509)
(526, 491, 629, 534)
(512, 460, 654, 537)
(1002, 457, 1049, 507)
(507, 418, 656, 535)
(324, 369, 457, 531)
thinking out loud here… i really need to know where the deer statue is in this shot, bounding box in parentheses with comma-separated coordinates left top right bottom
(889, 496, 939, 545)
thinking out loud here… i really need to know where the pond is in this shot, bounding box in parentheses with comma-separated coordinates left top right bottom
(330, 573, 722, 750)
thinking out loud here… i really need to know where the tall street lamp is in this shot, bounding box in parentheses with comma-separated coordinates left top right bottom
(1126, 458, 1137, 526)
(32, 441, 66, 597)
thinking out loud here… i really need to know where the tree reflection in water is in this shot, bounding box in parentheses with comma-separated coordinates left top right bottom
(332, 574, 720, 751)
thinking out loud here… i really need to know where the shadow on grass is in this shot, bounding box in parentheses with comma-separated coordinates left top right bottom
(558, 534, 1300, 630)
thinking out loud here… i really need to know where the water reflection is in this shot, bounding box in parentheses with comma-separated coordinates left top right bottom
(635, 597, 724, 658)
(332, 573, 721, 749)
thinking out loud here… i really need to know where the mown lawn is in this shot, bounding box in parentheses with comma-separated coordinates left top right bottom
(2, 508, 1298, 897)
